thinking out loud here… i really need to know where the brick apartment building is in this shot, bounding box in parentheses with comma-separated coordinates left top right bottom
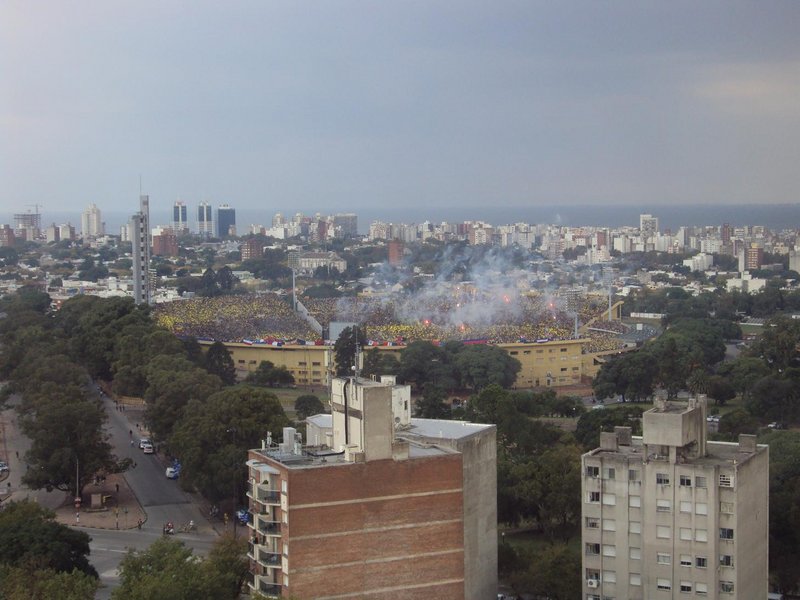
(246, 376, 497, 599)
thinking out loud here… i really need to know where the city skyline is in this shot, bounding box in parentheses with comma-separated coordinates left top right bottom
(2, 2, 800, 215)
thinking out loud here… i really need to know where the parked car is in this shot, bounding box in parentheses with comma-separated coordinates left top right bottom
(0, 461, 8, 473)
(165, 467, 179, 479)
(142, 443, 154, 454)
(139, 438, 151, 449)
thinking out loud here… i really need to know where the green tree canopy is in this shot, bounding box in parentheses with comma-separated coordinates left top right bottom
(205, 341, 237, 385)
(0, 501, 97, 578)
(294, 394, 325, 420)
(169, 386, 289, 501)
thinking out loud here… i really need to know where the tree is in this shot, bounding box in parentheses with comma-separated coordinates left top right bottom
(706, 375, 736, 406)
(113, 537, 207, 600)
(294, 394, 325, 419)
(143, 357, 222, 442)
(216, 266, 237, 292)
(718, 409, 759, 438)
(333, 326, 367, 376)
(0, 566, 99, 600)
(453, 345, 521, 391)
(361, 348, 399, 379)
(652, 336, 685, 398)
(397, 341, 455, 391)
(522, 444, 582, 540)
(0, 501, 97, 577)
(574, 406, 643, 451)
(246, 361, 295, 387)
(509, 543, 581, 600)
(718, 356, 771, 401)
(414, 384, 450, 419)
(205, 341, 237, 385)
(169, 386, 290, 501)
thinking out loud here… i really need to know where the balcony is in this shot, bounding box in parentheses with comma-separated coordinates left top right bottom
(247, 482, 281, 504)
(258, 580, 282, 598)
(257, 520, 281, 536)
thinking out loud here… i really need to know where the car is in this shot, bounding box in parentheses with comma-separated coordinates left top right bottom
(142, 443, 154, 454)
(591, 404, 606, 410)
(139, 438, 151, 449)
(0, 461, 8, 472)
(165, 467, 179, 479)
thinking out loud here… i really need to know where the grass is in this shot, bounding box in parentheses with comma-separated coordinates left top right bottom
(267, 386, 331, 416)
(502, 526, 581, 555)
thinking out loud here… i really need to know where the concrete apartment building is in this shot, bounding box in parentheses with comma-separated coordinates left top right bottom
(581, 396, 768, 600)
(245, 376, 497, 600)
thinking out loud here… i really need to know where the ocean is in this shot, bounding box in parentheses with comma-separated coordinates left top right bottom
(4, 203, 799, 236)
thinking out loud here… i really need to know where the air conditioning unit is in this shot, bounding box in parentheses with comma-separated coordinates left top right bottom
(587, 579, 600, 588)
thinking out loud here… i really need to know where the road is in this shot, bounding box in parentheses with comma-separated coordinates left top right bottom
(92, 390, 219, 598)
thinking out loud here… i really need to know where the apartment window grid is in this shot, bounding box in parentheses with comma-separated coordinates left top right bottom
(628, 469, 640, 482)
(656, 473, 670, 485)
(588, 491, 600, 503)
(719, 474, 733, 488)
(720, 528, 734, 540)
(695, 476, 707, 488)
(680, 554, 692, 567)
(679, 474, 692, 487)
(720, 581, 735, 593)
(586, 466, 600, 478)
(680, 581, 693, 593)
(720, 554, 734, 567)
(603, 467, 615, 480)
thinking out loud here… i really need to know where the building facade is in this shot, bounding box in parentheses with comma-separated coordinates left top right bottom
(81, 203, 104, 238)
(581, 396, 768, 600)
(173, 201, 188, 235)
(246, 376, 496, 600)
(197, 201, 214, 237)
(217, 204, 236, 237)
(131, 194, 151, 305)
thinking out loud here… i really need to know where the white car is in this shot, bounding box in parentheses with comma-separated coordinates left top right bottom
(139, 438, 151, 449)
(165, 467, 178, 479)
(142, 443, 154, 454)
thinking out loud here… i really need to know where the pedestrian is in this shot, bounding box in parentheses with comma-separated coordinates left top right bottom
(129, 429, 132, 437)
(15, 450, 18, 459)
(130, 439, 134, 447)
(115, 483, 120, 493)
(137, 518, 142, 530)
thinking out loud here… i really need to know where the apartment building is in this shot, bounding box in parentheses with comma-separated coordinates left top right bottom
(246, 376, 497, 600)
(581, 396, 768, 600)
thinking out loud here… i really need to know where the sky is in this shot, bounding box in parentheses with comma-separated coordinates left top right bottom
(2, 1, 800, 219)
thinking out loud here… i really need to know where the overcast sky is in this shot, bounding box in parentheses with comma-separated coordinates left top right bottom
(2, 1, 799, 216)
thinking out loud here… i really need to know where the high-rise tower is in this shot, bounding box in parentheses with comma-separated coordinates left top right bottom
(217, 204, 236, 237)
(131, 195, 152, 305)
(172, 201, 188, 235)
(197, 201, 213, 237)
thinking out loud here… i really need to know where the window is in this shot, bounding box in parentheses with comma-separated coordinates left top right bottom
(656, 473, 670, 485)
(603, 467, 615, 480)
(695, 529, 708, 542)
(720, 501, 734, 514)
(629, 469, 640, 482)
(680, 528, 692, 541)
(281, 480, 287, 494)
(602, 519, 616, 532)
(629, 495, 641, 508)
(602, 570, 616, 584)
(586, 595, 600, 600)
(657, 499, 671, 512)
(602, 493, 616, 506)
(630, 573, 641, 586)
(586, 543, 600, 556)
(719, 474, 733, 488)
(696, 502, 708, 516)
(680, 582, 692, 593)
(586, 466, 600, 478)
(680, 555, 692, 567)
(630, 547, 641, 560)
(585, 517, 600, 529)
(588, 491, 600, 503)
(720, 528, 734, 540)
(680, 500, 692, 513)
(657, 552, 671, 565)
(602, 545, 616, 557)
(695, 556, 707, 568)
(720, 554, 734, 567)
(720, 581, 734, 593)
(657, 526, 671, 539)
(657, 578, 672, 591)
(695, 476, 707, 488)
(238, 359, 245, 364)
(696, 582, 708, 595)
(629, 520, 641, 534)
(680, 475, 692, 487)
